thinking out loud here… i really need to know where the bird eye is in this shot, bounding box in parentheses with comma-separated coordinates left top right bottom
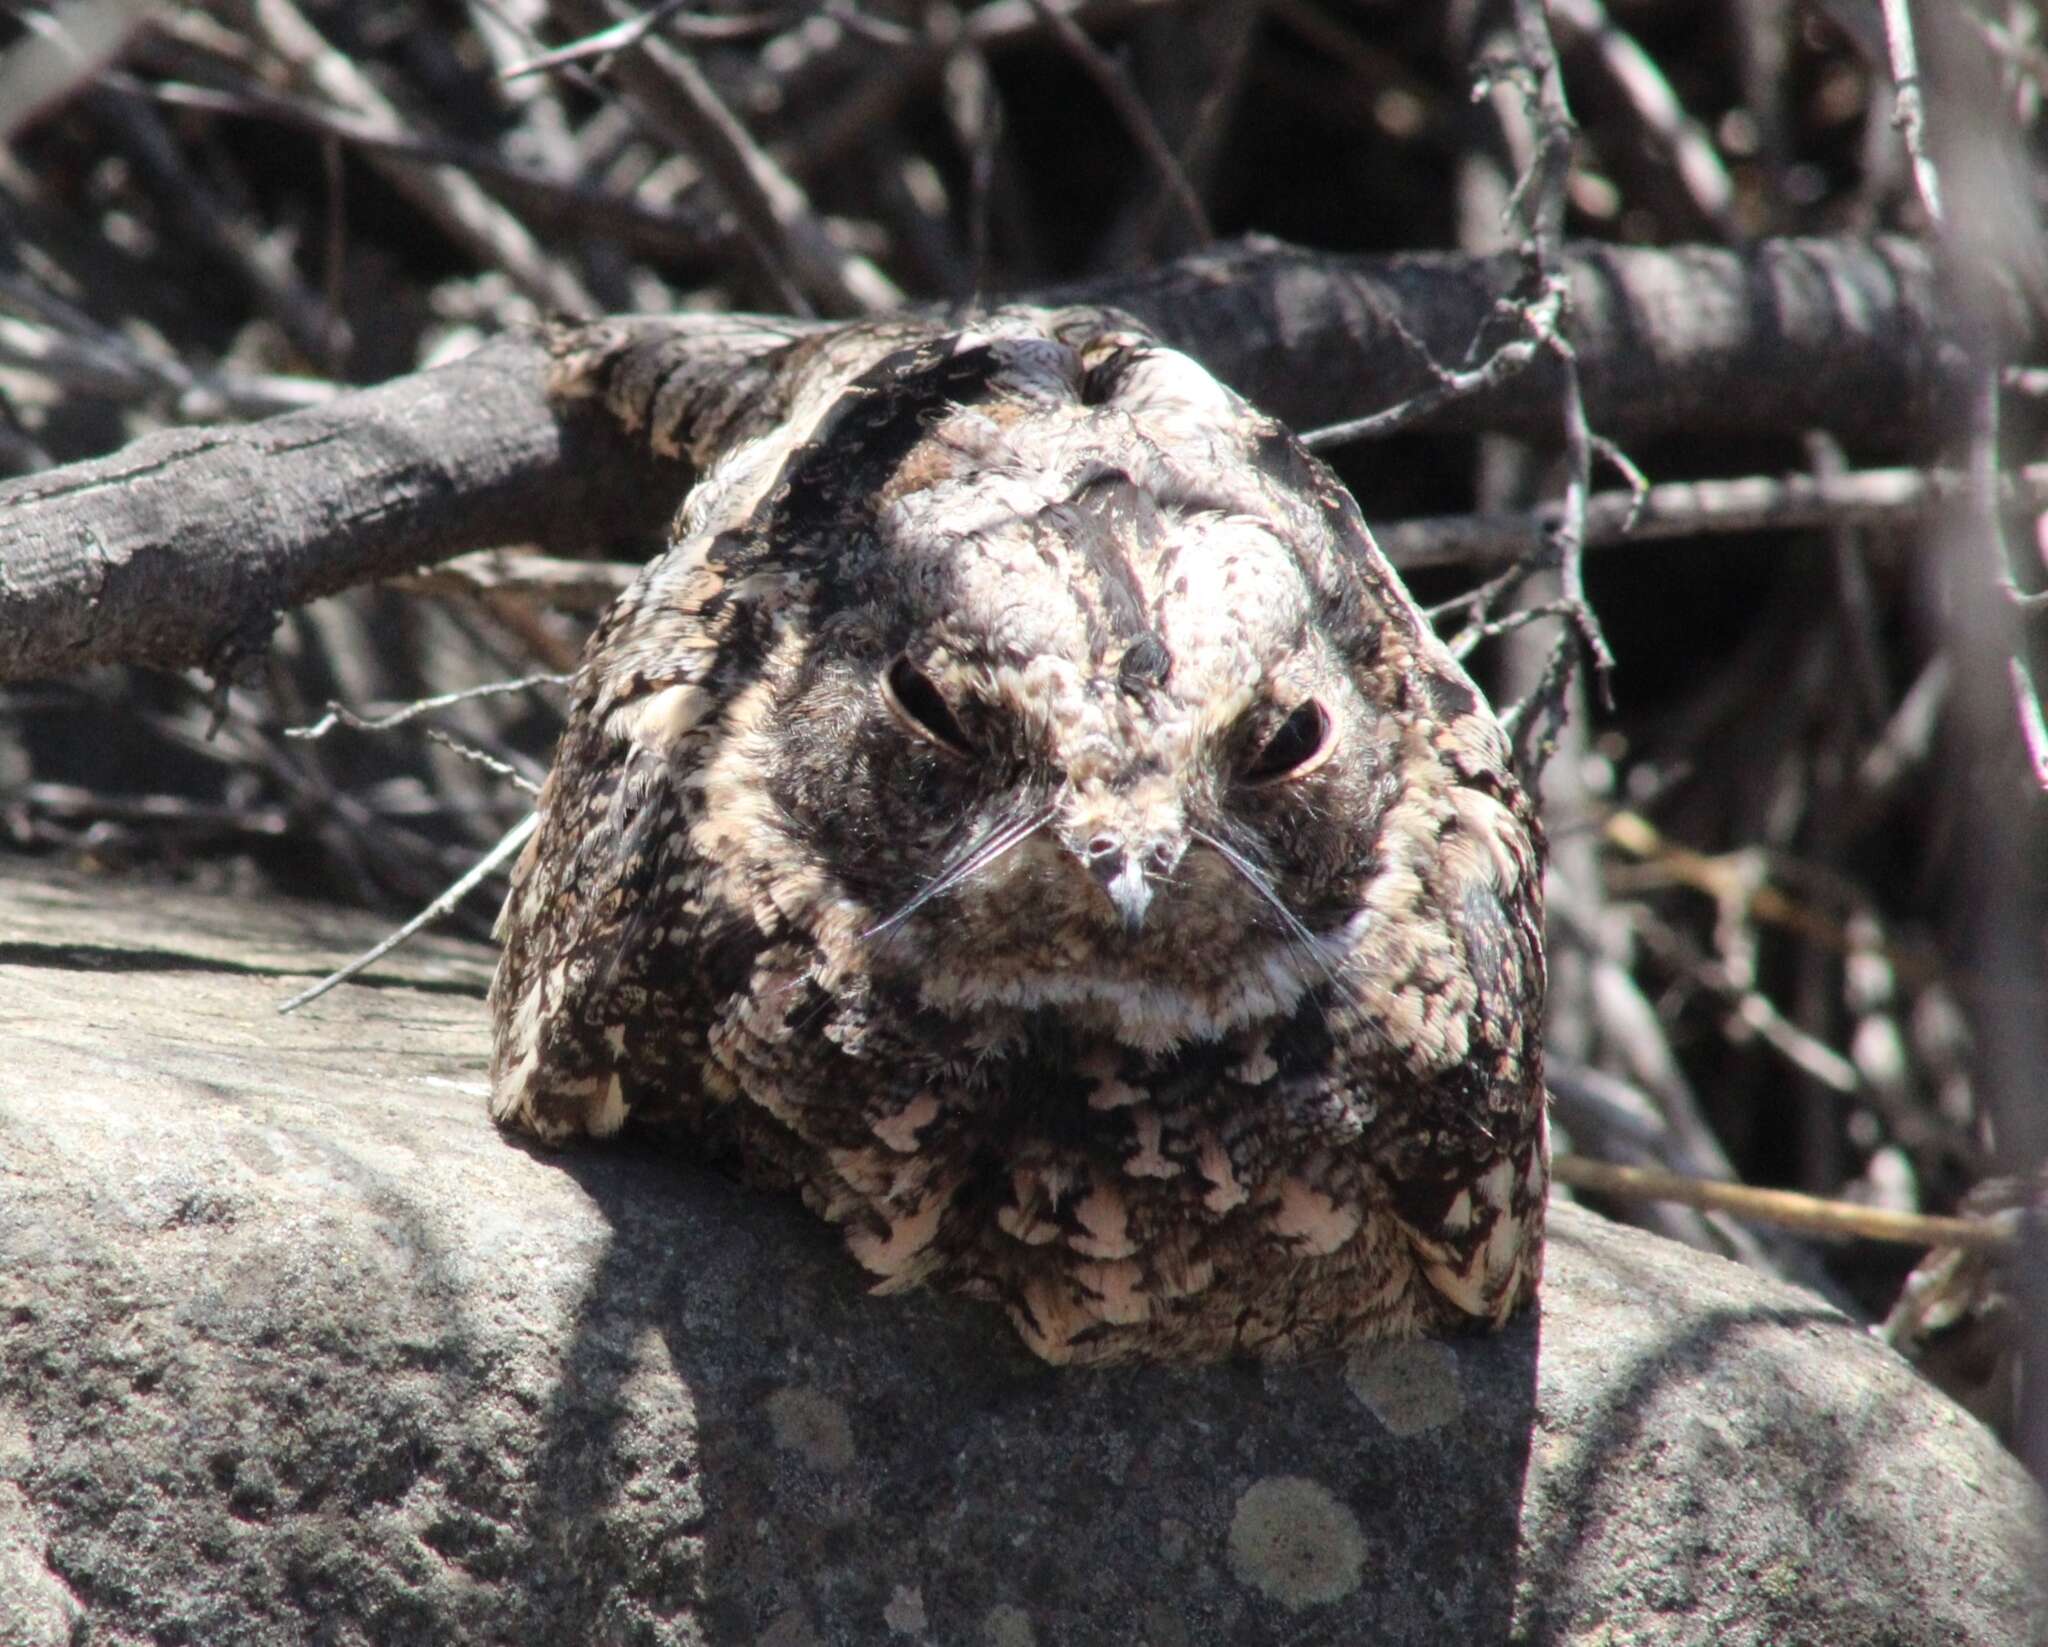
(1243, 698, 1334, 784)
(881, 655, 976, 757)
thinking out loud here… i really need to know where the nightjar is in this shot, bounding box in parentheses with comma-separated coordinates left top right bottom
(490, 308, 1548, 1363)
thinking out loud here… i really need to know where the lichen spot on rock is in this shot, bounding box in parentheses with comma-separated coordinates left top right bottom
(981, 1602, 1037, 1647)
(883, 1584, 928, 1636)
(764, 1386, 855, 1472)
(1226, 1475, 1367, 1610)
(1345, 1337, 1462, 1436)
(755, 1606, 822, 1647)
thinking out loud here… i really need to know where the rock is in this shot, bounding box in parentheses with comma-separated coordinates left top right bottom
(1, 865, 2042, 1645)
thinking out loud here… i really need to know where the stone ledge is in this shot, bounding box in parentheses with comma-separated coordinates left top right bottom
(1, 863, 2041, 1645)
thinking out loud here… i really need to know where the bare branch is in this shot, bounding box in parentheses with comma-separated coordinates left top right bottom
(1377, 460, 2048, 570)
(1877, 0, 1947, 225)
(0, 236, 1957, 684)
(244, 0, 600, 315)
(545, 0, 902, 316)
(1021, 0, 1211, 245)
(1554, 1155, 2021, 1253)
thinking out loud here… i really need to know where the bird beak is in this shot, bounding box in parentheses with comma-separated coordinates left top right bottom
(1099, 850, 1155, 932)
(1078, 829, 1186, 934)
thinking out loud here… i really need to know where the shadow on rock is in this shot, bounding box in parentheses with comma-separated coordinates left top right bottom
(522, 1143, 1537, 1646)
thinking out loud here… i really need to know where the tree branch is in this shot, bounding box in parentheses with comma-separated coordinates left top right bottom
(0, 234, 1951, 683)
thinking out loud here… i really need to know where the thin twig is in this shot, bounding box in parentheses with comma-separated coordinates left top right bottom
(1447, 598, 1580, 661)
(277, 813, 537, 1013)
(547, 0, 902, 316)
(0, 312, 338, 420)
(2012, 657, 2048, 790)
(245, 0, 600, 314)
(1602, 809, 1936, 981)
(114, 70, 739, 268)
(1021, 0, 1212, 245)
(1554, 1154, 2019, 1253)
(1546, 0, 1739, 236)
(1877, 0, 1946, 225)
(1375, 461, 2048, 570)
(500, 1, 784, 76)
(421, 728, 544, 796)
(1496, 612, 1578, 772)
(286, 674, 572, 740)
(1628, 905, 1869, 1096)
(1591, 434, 1649, 527)
(1504, 0, 1615, 727)
(1303, 285, 1562, 449)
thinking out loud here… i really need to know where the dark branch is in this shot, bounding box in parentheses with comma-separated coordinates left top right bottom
(0, 235, 1952, 684)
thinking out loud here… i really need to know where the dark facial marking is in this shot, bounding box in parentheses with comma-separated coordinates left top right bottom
(1051, 472, 1163, 660)
(1117, 631, 1173, 695)
(765, 338, 1007, 551)
(1421, 670, 1479, 721)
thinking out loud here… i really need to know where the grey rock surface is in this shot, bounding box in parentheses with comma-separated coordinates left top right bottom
(1, 864, 2042, 1646)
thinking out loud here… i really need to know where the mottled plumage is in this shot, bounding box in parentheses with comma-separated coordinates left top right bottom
(490, 309, 1548, 1363)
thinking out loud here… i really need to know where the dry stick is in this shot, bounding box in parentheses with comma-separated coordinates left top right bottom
(91, 87, 340, 365)
(1021, 0, 1212, 246)
(122, 70, 733, 268)
(765, 0, 1180, 168)
(286, 674, 572, 740)
(931, 4, 1002, 306)
(418, 727, 545, 795)
(290, 689, 549, 796)
(276, 812, 537, 1014)
(1426, 555, 1544, 644)
(0, 312, 337, 420)
(1445, 597, 1579, 659)
(1507, 0, 1615, 737)
(1375, 460, 2048, 569)
(1546, 0, 1738, 237)
(1884, 2, 2048, 796)
(0, 0, 152, 138)
(548, 0, 902, 316)
(1553, 1155, 2019, 1254)
(462, 0, 626, 302)
(1601, 808, 1935, 982)
(500, 0, 782, 77)
(245, 0, 599, 315)
(1876, 0, 1946, 227)
(0, 239, 1956, 685)
(2013, 657, 2048, 789)
(1302, 284, 1562, 450)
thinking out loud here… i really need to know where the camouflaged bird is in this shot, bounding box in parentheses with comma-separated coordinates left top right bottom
(489, 308, 1548, 1363)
